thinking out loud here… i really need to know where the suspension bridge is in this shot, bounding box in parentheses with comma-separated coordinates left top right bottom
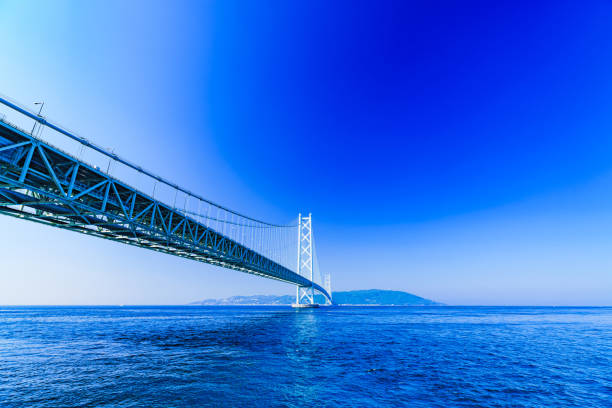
(0, 96, 332, 306)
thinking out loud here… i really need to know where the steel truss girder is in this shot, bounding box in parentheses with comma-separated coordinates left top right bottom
(0, 119, 332, 301)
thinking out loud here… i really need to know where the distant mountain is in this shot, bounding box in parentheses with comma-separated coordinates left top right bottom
(323, 290, 442, 305)
(189, 289, 442, 306)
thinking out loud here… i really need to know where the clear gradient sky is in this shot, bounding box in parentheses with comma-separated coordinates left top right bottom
(1, 0, 612, 305)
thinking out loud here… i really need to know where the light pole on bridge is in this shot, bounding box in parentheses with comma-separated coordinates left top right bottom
(30, 101, 44, 135)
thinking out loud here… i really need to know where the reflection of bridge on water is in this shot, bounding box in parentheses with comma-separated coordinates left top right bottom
(0, 96, 331, 306)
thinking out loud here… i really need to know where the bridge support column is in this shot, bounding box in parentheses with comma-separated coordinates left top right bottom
(293, 213, 316, 307)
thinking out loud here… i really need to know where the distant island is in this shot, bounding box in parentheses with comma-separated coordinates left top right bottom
(189, 289, 442, 306)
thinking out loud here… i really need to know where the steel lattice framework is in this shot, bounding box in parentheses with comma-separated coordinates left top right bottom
(0, 96, 331, 303)
(296, 214, 315, 304)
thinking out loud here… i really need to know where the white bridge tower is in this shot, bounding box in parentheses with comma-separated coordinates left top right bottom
(292, 213, 333, 307)
(294, 213, 317, 307)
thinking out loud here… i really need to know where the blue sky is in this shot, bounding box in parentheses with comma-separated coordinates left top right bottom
(1, 0, 612, 305)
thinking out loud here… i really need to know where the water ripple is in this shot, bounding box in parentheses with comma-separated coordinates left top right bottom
(0, 306, 611, 407)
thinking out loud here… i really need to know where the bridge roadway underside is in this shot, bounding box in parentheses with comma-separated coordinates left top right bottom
(0, 120, 331, 301)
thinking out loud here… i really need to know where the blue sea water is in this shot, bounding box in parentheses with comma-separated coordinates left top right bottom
(1, 306, 611, 407)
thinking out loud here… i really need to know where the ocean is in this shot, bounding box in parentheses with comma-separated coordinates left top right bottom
(1, 306, 611, 407)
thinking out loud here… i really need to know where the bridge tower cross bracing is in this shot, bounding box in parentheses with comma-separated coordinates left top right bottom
(295, 213, 315, 305)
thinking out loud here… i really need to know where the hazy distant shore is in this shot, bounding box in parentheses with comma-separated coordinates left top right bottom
(189, 289, 443, 306)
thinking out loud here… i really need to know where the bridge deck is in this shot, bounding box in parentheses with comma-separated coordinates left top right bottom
(0, 119, 330, 300)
